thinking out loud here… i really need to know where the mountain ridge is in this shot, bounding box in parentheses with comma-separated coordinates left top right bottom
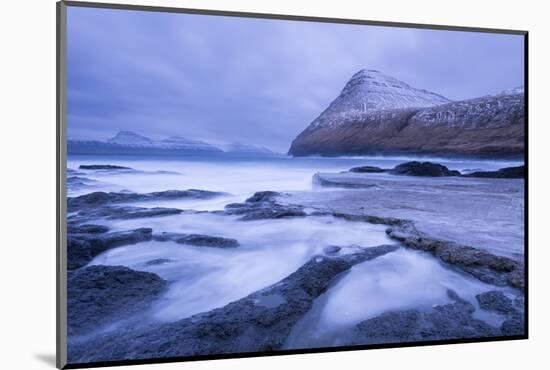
(288, 70, 524, 158)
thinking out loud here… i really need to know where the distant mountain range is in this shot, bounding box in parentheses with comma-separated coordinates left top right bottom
(288, 69, 524, 158)
(68, 131, 278, 157)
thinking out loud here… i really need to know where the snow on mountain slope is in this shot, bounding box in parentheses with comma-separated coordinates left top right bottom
(107, 131, 155, 146)
(309, 69, 450, 130)
(222, 142, 275, 155)
(288, 70, 524, 157)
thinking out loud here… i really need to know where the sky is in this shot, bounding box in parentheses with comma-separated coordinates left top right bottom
(67, 6, 524, 152)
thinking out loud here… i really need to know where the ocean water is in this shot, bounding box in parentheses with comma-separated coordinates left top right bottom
(68, 154, 522, 339)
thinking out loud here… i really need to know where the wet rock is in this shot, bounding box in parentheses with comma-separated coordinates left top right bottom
(153, 232, 239, 248)
(386, 223, 524, 289)
(500, 313, 525, 336)
(68, 189, 226, 211)
(79, 164, 132, 170)
(390, 161, 461, 177)
(70, 206, 183, 221)
(476, 291, 516, 314)
(68, 245, 398, 362)
(356, 310, 422, 343)
(333, 211, 409, 226)
(145, 258, 174, 266)
(245, 191, 281, 203)
(465, 165, 524, 179)
(67, 228, 153, 270)
(67, 223, 109, 234)
(355, 290, 500, 344)
(349, 165, 387, 173)
(223, 191, 306, 221)
(67, 176, 98, 191)
(323, 246, 342, 255)
(313, 173, 379, 189)
(68, 265, 167, 336)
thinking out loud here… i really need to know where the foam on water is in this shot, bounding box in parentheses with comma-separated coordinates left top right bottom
(285, 248, 510, 348)
(89, 212, 396, 322)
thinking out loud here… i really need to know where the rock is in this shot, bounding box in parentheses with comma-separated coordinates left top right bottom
(223, 191, 306, 221)
(70, 206, 183, 221)
(245, 191, 281, 203)
(313, 173, 379, 189)
(68, 245, 398, 362)
(500, 313, 525, 336)
(68, 265, 167, 336)
(145, 258, 174, 266)
(356, 310, 422, 343)
(349, 165, 387, 173)
(153, 232, 239, 248)
(323, 246, 342, 255)
(79, 164, 132, 170)
(355, 290, 500, 344)
(67, 228, 153, 270)
(68, 189, 227, 211)
(67, 223, 109, 234)
(385, 223, 524, 289)
(465, 166, 524, 179)
(389, 161, 460, 177)
(476, 291, 516, 314)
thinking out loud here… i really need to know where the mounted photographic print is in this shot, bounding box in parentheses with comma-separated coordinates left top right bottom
(56, 1, 527, 368)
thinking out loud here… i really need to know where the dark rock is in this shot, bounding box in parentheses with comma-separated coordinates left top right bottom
(67, 228, 153, 270)
(390, 161, 461, 177)
(245, 191, 281, 203)
(79, 165, 132, 170)
(70, 206, 183, 222)
(355, 290, 500, 344)
(313, 173, 379, 189)
(68, 189, 226, 211)
(465, 166, 524, 179)
(223, 191, 306, 221)
(500, 313, 525, 336)
(356, 310, 421, 343)
(476, 291, 516, 314)
(386, 223, 524, 289)
(68, 245, 398, 362)
(68, 265, 167, 336)
(145, 258, 174, 266)
(349, 165, 387, 173)
(323, 246, 342, 255)
(67, 223, 109, 234)
(153, 232, 239, 248)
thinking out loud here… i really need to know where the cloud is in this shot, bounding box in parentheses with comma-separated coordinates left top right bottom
(67, 6, 524, 152)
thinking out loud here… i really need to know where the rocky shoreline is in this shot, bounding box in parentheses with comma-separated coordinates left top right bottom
(65, 161, 525, 364)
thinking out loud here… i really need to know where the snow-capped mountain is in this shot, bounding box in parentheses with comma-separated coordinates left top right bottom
(289, 70, 525, 157)
(160, 136, 222, 152)
(222, 142, 275, 155)
(68, 131, 223, 155)
(497, 86, 524, 96)
(108, 131, 155, 145)
(309, 69, 450, 130)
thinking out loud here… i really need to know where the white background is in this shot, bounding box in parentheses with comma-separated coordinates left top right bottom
(1, 0, 548, 368)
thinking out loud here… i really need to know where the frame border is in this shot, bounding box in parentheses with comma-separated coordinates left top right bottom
(56, 1, 528, 369)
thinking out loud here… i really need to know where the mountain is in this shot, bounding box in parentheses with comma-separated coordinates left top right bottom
(160, 136, 222, 152)
(307, 69, 450, 132)
(68, 131, 223, 156)
(222, 142, 276, 155)
(288, 70, 524, 158)
(108, 131, 154, 146)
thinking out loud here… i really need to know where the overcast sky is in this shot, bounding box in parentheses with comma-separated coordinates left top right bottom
(67, 6, 524, 152)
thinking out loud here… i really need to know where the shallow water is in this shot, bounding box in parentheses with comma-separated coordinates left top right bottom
(71, 154, 522, 338)
(89, 213, 395, 321)
(285, 247, 513, 349)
